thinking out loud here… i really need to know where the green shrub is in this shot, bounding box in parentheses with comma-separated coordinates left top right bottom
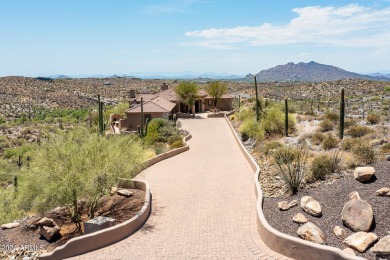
(17, 128, 145, 229)
(144, 118, 178, 146)
(239, 119, 264, 141)
(311, 132, 325, 145)
(153, 142, 167, 155)
(341, 137, 360, 151)
(344, 118, 356, 129)
(310, 153, 339, 180)
(325, 112, 339, 122)
(352, 142, 376, 165)
(264, 141, 285, 156)
(0, 115, 6, 125)
(319, 119, 333, 132)
(167, 135, 182, 145)
(347, 125, 372, 138)
(0, 189, 24, 225)
(238, 107, 255, 121)
(322, 134, 338, 150)
(261, 107, 295, 136)
(170, 139, 185, 149)
(366, 112, 381, 125)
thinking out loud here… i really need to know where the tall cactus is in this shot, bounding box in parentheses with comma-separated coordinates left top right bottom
(285, 98, 288, 137)
(254, 76, 259, 121)
(98, 94, 104, 135)
(340, 88, 345, 139)
(17, 154, 22, 169)
(238, 95, 241, 110)
(362, 99, 365, 121)
(140, 97, 144, 137)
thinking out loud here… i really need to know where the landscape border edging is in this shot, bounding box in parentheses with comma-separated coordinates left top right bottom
(39, 130, 192, 260)
(224, 112, 362, 260)
(39, 180, 151, 260)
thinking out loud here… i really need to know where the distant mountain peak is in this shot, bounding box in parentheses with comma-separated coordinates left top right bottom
(245, 61, 382, 82)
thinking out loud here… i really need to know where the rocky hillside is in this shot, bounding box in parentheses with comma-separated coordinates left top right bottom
(245, 61, 383, 82)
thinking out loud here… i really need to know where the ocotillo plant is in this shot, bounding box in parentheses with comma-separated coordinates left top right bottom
(254, 76, 259, 121)
(285, 98, 289, 137)
(340, 88, 345, 139)
(17, 154, 22, 169)
(14, 174, 18, 195)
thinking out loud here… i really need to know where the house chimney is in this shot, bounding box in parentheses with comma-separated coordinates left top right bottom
(130, 89, 136, 98)
(161, 83, 168, 91)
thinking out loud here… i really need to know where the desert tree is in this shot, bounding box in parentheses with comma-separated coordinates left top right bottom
(205, 81, 227, 108)
(175, 81, 199, 114)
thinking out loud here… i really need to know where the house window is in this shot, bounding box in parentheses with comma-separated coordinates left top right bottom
(208, 100, 212, 106)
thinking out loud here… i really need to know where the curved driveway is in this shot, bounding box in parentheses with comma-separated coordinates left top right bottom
(72, 118, 290, 260)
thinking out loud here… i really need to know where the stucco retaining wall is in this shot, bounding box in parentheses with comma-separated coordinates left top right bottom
(224, 112, 362, 260)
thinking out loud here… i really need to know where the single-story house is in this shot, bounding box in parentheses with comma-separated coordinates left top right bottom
(118, 83, 234, 132)
(119, 96, 176, 131)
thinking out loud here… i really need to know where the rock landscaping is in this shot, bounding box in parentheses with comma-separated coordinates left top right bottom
(263, 161, 390, 259)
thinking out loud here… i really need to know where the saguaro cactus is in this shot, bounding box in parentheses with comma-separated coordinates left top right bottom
(340, 88, 345, 139)
(285, 98, 289, 137)
(254, 76, 259, 121)
(17, 154, 22, 169)
(140, 97, 144, 137)
(98, 94, 104, 135)
(238, 95, 241, 110)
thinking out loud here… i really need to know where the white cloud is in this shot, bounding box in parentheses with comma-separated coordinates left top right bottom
(184, 4, 390, 48)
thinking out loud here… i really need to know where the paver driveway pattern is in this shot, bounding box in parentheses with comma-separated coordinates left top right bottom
(71, 118, 291, 260)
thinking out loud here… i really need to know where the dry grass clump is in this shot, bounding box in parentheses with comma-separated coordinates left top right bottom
(311, 131, 325, 145)
(352, 142, 377, 165)
(366, 111, 381, 125)
(322, 133, 338, 150)
(346, 125, 372, 138)
(319, 119, 334, 132)
(310, 152, 341, 181)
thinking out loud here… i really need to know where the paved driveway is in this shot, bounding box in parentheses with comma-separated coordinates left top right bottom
(71, 118, 290, 259)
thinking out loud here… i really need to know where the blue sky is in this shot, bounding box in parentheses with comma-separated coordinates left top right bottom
(1, 0, 390, 77)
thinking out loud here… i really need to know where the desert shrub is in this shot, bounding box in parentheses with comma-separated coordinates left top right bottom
(341, 137, 359, 151)
(325, 112, 339, 122)
(17, 128, 145, 229)
(322, 134, 338, 150)
(366, 112, 381, 125)
(238, 107, 255, 121)
(0, 136, 11, 150)
(380, 143, 390, 154)
(261, 107, 295, 136)
(239, 119, 264, 141)
(344, 118, 356, 129)
(347, 125, 372, 138)
(0, 115, 6, 125)
(170, 139, 185, 149)
(143, 148, 156, 159)
(230, 115, 236, 121)
(264, 141, 285, 156)
(167, 135, 182, 145)
(310, 153, 340, 180)
(144, 118, 178, 146)
(352, 142, 376, 165)
(0, 189, 24, 225)
(153, 142, 167, 155)
(311, 132, 325, 145)
(319, 119, 333, 132)
(271, 145, 308, 194)
(3, 144, 34, 160)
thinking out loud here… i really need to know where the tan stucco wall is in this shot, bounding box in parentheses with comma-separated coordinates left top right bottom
(120, 112, 170, 131)
(204, 98, 233, 111)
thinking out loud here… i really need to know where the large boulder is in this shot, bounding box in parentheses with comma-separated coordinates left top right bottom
(39, 225, 61, 241)
(371, 235, 390, 256)
(37, 217, 56, 227)
(293, 213, 308, 224)
(376, 187, 390, 197)
(341, 196, 373, 232)
(278, 200, 297, 211)
(353, 167, 375, 183)
(297, 222, 326, 244)
(343, 232, 377, 253)
(301, 196, 322, 217)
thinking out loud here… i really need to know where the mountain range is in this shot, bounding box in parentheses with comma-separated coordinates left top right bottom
(244, 61, 389, 82)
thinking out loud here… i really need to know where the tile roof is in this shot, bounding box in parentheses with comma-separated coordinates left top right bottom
(127, 97, 176, 114)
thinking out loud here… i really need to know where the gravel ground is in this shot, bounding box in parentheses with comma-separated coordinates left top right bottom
(263, 161, 390, 260)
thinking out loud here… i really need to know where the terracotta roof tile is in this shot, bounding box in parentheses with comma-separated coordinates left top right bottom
(128, 97, 176, 114)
